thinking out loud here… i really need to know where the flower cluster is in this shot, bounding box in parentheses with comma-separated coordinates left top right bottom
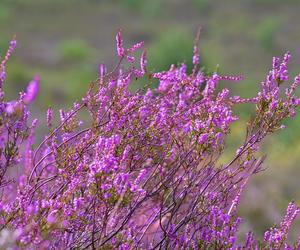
(0, 31, 300, 249)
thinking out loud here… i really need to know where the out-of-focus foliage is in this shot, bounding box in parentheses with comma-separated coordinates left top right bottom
(119, 0, 163, 17)
(255, 17, 280, 52)
(193, 0, 211, 13)
(58, 39, 92, 62)
(148, 30, 193, 72)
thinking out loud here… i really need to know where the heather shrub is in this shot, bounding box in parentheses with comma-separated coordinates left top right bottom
(0, 30, 300, 249)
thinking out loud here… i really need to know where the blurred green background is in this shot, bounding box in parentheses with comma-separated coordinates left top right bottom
(1, 0, 300, 242)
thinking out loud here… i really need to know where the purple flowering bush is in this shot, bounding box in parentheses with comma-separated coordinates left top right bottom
(0, 30, 300, 249)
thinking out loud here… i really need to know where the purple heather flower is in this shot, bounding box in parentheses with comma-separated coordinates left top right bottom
(192, 45, 199, 66)
(127, 41, 144, 53)
(46, 107, 53, 127)
(0, 38, 17, 68)
(126, 55, 135, 63)
(5, 101, 18, 114)
(0, 70, 6, 87)
(24, 75, 40, 104)
(99, 63, 107, 79)
(47, 211, 58, 224)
